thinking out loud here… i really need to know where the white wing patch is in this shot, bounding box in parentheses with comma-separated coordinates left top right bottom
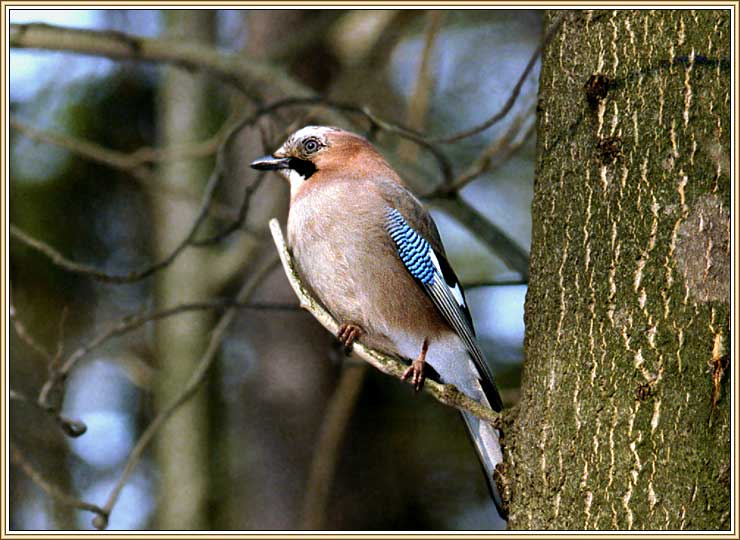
(428, 249, 466, 308)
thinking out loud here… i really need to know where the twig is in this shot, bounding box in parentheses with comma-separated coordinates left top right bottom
(190, 119, 272, 246)
(10, 114, 228, 173)
(191, 173, 266, 246)
(398, 11, 445, 162)
(10, 157, 221, 283)
(36, 297, 297, 418)
(51, 307, 69, 371)
(11, 115, 241, 221)
(9, 22, 312, 99)
(437, 106, 537, 195)
(9, 303, 53, 362)
(10, 106, 262, 284)
(328, 13, 564, 146)
(11, 442, 108, 522)
(426, 13, 564, 144)
(9, 302, 84, 436)
(268, 219, 502, 426)
(62, 298, 298, 377)
(92, 255, 280, 530)
(10, 386, 86, 437)
(11, 116, 147, 181)
(301, 363, 368, 529)
(425, 194, 530, 280)
(10, 16, 562, 149)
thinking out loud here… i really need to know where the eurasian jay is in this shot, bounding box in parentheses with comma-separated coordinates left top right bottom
(251, 126, 505, 515)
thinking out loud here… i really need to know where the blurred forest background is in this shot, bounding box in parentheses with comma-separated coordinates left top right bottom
(8, 9, 542, 530)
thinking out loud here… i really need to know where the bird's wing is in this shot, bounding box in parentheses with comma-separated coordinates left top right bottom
(384, 205, 502, 411)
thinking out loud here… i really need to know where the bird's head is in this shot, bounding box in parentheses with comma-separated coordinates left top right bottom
(250, 125, 398, 198)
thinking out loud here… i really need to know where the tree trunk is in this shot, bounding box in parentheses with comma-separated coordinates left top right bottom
(507, 10, 730, 530)
(152, 10, 217, 530)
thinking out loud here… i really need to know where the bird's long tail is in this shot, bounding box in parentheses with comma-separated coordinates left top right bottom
(460, 409, 506, 516)
(425, 340, 506, 517)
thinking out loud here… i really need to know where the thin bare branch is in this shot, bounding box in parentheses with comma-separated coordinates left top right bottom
(11, 442, 108, 522)
(436, 105, 537, 195)
(51, 307, 69, 371)
(10, 114, 228, 172)
(427, 194, 530, 280)
(11, 117, 147, 180)
(9, 22, 312, 99)
(191, 173, 266, 246)
(10, 107, 260, 284)
(339, 14, 565, 146)
(36, 297, 296, 418)
(65, 298, 296, 374)
(301, 363, 368, 529)
(10, 16, 562, 150)
(269, 219, 502, 426)
(11, 115, 241, 221)
(398, 11, 445, 162)
(10, 163, 220, 284)
(427, 14, 563, 144)
(9, 303, 53, 362)
(92, 255, 280, 530)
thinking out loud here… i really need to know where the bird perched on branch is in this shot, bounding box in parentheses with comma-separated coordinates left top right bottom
(251, 126, 506, 516)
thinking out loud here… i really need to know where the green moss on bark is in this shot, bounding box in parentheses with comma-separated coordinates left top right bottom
(508, 10, 730, 530)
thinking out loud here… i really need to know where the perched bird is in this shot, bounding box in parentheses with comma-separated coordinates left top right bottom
(251, 126, 505, 515)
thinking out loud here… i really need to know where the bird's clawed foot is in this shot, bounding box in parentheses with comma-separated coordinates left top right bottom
(401, 338, 429, 392)
(337, 323, 363, 352)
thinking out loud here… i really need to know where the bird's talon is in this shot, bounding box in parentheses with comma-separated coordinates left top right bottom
(402, 361, 426, 391)
(402, 338, 429, 392)
(337, 323, 363, 351)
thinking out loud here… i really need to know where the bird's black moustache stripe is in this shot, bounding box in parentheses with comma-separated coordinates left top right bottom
(289, 158, 317, 180)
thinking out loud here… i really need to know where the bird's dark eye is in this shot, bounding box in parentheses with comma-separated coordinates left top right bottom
(303, 138, 320, 154)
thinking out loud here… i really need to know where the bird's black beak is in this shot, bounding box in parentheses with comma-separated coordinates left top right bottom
(250, 155, 291, 171)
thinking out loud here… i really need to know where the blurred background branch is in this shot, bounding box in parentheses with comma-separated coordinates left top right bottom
(11, 443, 108, 523)
(9, 21, 311, 99)
(92, 254, 280, 530)
(300, 363, 368, 530)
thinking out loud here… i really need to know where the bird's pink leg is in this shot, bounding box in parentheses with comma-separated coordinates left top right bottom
(337, 323, 364, 351)
(401, 338, 429, 392)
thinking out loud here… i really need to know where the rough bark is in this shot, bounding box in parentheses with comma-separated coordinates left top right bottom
(152, 11, 217, 530)
(507, 10, 730, 530)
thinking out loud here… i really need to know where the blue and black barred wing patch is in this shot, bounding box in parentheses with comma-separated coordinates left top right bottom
(386, 208, 436, 285)
(384, 208, 500, 409)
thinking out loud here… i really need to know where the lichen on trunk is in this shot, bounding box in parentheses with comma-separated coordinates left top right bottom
(508, 10, 730, 530)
